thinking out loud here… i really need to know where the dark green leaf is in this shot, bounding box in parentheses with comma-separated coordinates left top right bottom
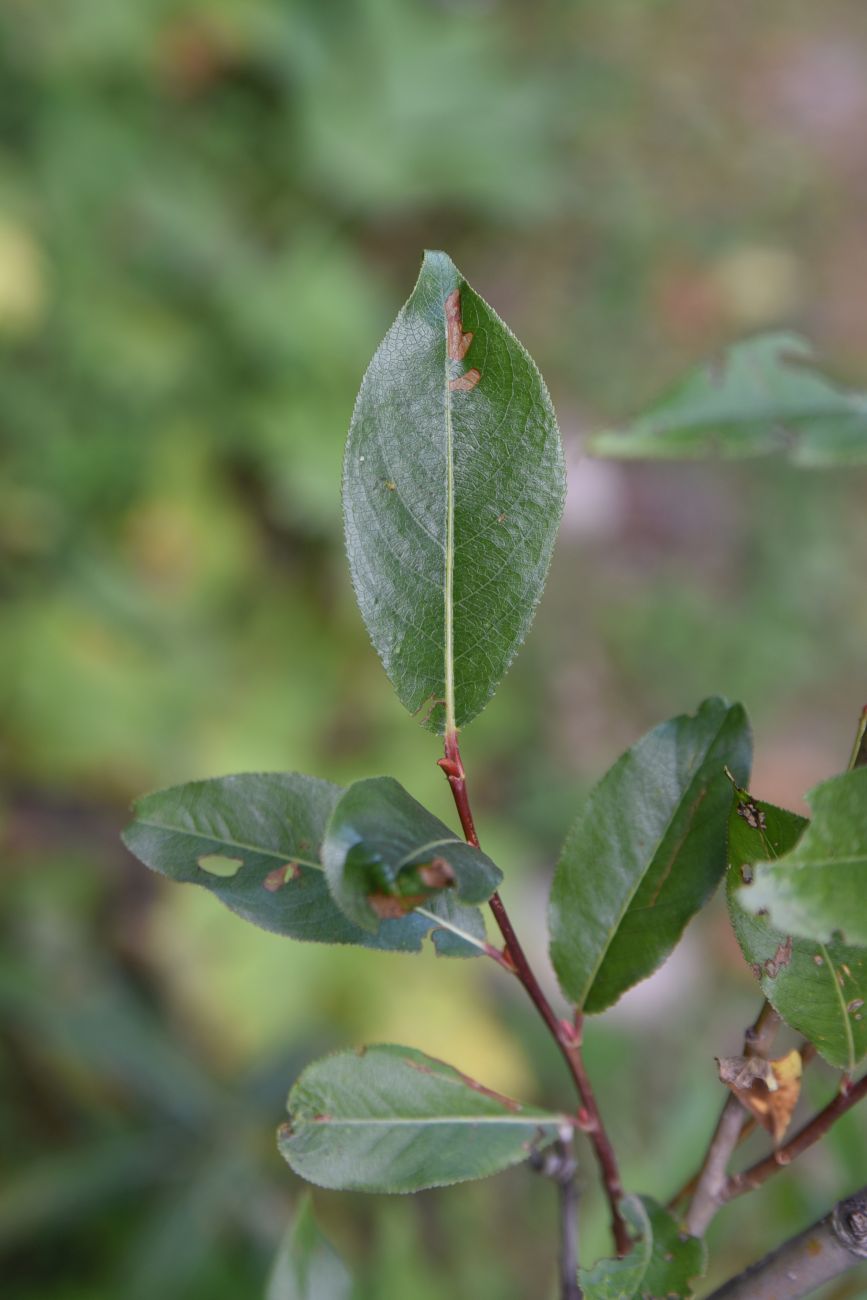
(322, 776, 501, 932)
(589, 333, 867, 466)
(343, 249, 565, 734)
(581, 1198, 705, 1300)
(738, 768, 867, 948)
(278, 1044, 567, 1193)
(267, 1195, 353, 1300)
(549, 698, 751, 1013)
(727, 789, 867, 1071)
(122, 773, 487, 956)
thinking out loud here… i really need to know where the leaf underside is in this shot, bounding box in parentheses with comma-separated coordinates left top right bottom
(727, 791, 867, 1071)
(738, 767, 867, 949)
(278, 1044, 566, 1194)
(589, 332, 867, 466)
(549, 697, 752, 1014)
(343, 249, 565, 734)
(122, 773, 487, 957)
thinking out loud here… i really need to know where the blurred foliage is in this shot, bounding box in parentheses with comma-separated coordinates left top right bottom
(2, 0, 867, 1296)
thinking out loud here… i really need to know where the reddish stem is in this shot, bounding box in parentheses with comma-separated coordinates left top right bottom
(439, 730, 629, 1257)
(723, 1072, 867, 1201)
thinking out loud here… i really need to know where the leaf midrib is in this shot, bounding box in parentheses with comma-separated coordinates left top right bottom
(443, 279, 456, 735)
(129, 818, 322, 872)
(295, 1114, 562, 1128)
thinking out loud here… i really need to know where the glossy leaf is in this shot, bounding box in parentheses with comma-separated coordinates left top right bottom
(122, 773, 487, 957)
(322, 776, 501, 932)
(266, 1195, 353, 1300)
(738, 768, 867, 947)
(581, 1198, 705, 1300)
(343, 249, 565, 734)
(727, 790, 867, 1071)
(278, 1044, 566, 1193)
(549, 698, 751, 1013)
(589, 333, 867, 465)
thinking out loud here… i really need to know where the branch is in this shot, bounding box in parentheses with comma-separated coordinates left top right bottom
(722, 1071, 867, 1202)
(531, 1136, 583, 1300)
(438, 729, 629, 1257)
(682, 1002, 780, 1236)
(705, 1183, 867, 1299)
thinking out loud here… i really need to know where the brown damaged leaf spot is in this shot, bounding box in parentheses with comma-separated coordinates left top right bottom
(449, 368, 481, 393)
(736, 797, 767, 832)
(418, 857, 456, 890)
(263, 861, 302, 892)
(368, 891, 428, 919)
(444, 288, 473, 361)
(764, 935, 793, 979)
(718, 1049, 802, 1142)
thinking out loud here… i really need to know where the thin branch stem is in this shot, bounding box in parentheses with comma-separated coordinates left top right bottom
(705, 1183, 867, 1299)
(682, 1002, 780, 1236)
(438, 729, 629, 1257)
(531, 1137, 583, 1300)
(722, 1072, 867, 1202)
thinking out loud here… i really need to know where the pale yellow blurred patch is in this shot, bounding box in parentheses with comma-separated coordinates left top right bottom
(710, 245, 803, 327)
(149, 885, 534, 1098)
(0, 215, 47, 334)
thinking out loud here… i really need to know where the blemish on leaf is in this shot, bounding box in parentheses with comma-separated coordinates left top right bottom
(263, 861, 301, 892)
(740, 864, 754, 884)
(814, 953, 825, 966)
(385, 479, 396, 491)
(497, 512, 507, 523)
(197, 853, 243, 877)
(736, 797, 767, 831)
(368, 891, 427, 919)
(750, 962, 762, 979)
(847, 998, 864, 1014)
(763, 936, 792, 979)
(444, 288, 473, 361)
(449, 368, 481, 393)
(418, 857, 456, 890)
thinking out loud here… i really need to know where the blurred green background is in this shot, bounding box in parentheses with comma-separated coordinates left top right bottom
(2, 1, 867, 1296)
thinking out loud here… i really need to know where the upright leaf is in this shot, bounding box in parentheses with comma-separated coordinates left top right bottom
(266, 1195, 353, 1300)
(738, 768, 867, 947)
(343, 250, 565, 734)
(589, 333, 867, 465)
(727, 789, 867, 1071)
(278, 1044, 567, 1194)
(122, 773, 487, 956)
(549, 698, 751, 1013)
(581, 1198, 705, 1300)
(322, 776, 501, 932)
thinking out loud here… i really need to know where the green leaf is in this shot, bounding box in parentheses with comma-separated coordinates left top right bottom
(266, 1195, 353, 1300)
(322, 776, 501, 932)
(581, 1198, 705, 1300)
(727, 789, 867, 1071)
(589, 333, 867, 466)
(343, 249, 565, 734)
(122, 773, 488, 957)
(738, 768, 867, 948)
(549, 698, 752, 1013)
(278, 1044, 567, 1193)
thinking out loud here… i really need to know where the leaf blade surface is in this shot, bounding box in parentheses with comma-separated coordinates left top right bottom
(343, 249, 565, 732)
(549, 698, 751, 1013)
(279, 1044, 566, 1193)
